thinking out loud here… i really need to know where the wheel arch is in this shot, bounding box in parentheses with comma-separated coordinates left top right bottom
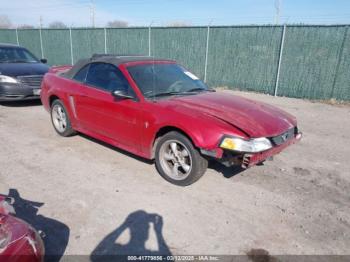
(49, 94, 60, 107)
(151, 125, 200, 159)
(48, 94, 76, 127)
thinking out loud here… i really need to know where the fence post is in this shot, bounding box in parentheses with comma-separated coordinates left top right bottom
(104, 28, 107, 54)
(274, 24, 286, 97)
(39, 27, 44, 58)
(204, 24, 210, 83)
(330, 25, 348, 99)
(148, 23, 152, 56)
(15, 27, 19, 45)
(69, 28, 74, 65)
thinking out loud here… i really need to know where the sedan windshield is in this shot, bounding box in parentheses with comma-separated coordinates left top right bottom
(127, 63, 211, 99)
(0, 47, 39, 63)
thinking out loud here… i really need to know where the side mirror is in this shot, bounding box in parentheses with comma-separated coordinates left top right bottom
(112, 90, 134, 100)
(40, 58, 47, 64)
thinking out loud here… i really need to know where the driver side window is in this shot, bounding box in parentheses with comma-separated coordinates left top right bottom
(85, 63, 134, 97)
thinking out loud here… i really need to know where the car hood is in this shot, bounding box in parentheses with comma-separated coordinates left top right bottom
(0, 62, 49, 77)
(169, 92, 297, 138)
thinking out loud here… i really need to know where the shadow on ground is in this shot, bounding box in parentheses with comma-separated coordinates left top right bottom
(0, 189, 69, 262)
(246, 248, 277, 262)
(80, 133, 247, 180)
(91, 210, 171, 261)
(208, 160, 245, 178)
(0, 100, 42, 107)
(79, 133, 154, 165)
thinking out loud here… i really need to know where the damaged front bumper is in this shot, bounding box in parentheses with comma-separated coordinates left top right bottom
(241, 132, 302, 168)
(201, 132, 302, 168)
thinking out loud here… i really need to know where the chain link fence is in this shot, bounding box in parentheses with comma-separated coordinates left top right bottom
(0, 25, 349, 100)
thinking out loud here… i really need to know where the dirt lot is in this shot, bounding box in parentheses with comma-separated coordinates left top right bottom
(0, 90, 349, 259)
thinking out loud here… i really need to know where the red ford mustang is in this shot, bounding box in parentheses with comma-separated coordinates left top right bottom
(41, 55, 302, 186)
(0, 195, 44, 262)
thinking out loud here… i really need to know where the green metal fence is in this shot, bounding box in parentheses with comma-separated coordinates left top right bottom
(41, 29, 71, 65)
(278, 26, 347, 100)
(206, 26, 283, 94)
(0, 29, 17, 44)
(151, 27, 208, 79)
(107, 28, 149, 55)
(0, 25, 349, 100)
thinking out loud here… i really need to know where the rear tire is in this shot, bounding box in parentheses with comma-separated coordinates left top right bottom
(50, 99, 76, 137)
(155, 131, 208, 186)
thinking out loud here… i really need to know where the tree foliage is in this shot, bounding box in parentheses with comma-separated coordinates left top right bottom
(106, 20, 129, 28)
(17, 24, 35, 29)
(167, 21, 192, 27)
(0, 15, 12, 29)
(48, 21, 68, 29)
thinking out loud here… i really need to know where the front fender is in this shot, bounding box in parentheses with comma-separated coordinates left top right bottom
(140, 101, 249, 159)
(143, 122, 204, 159)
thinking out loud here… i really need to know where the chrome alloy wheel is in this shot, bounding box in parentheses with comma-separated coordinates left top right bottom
(52, 104, 67, 133)
(159, 140, 192, 180)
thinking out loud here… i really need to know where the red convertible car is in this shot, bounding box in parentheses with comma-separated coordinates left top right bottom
(41, 55, 302, 186)
(0, 195, 44, 262)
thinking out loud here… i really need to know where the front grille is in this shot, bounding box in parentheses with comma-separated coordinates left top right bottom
(270, 127, 296, 146)
(17, 75, 43, 88)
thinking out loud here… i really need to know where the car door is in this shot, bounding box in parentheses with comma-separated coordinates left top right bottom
(74, 62, 142, 150)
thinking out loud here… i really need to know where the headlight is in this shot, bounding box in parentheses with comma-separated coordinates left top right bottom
(0, 226, 10, 249)
(220, 136, 272, 153)
(0, 75, 18, 83)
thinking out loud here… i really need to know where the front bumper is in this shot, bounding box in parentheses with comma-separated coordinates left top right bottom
(0, 83, 41, 101)
(242, 132, 302, 168)
(206, 132, 302, 168)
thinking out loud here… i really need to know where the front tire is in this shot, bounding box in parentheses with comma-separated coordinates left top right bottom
(50, 99, 76, 137)
(155, 131, 208, 186)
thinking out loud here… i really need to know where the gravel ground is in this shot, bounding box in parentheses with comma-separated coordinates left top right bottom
(0, 90, 349, 260)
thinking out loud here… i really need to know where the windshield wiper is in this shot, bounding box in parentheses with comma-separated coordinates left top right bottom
(147, 91, 197, 98)
(185, 87, 216, 93)
(148, 88, 216, 99)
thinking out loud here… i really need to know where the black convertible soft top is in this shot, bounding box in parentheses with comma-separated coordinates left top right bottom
(63, 54, 174, 79)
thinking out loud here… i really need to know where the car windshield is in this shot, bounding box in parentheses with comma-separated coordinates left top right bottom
(0, 47, 39, 63)
(127, 63, 210, 99)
